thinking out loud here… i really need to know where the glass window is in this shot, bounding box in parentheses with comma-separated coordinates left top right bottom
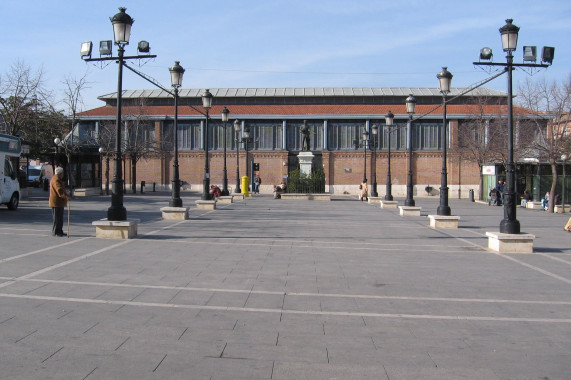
(162, 121, 200, 151)
(210, 121, 235, 151)
(421, 123, 440, 150)
(286, 120, 323, 151)
(246, 121, 284, 150)
(326, 121, 364, 150)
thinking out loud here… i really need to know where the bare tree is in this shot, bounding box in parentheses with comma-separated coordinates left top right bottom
(123, 98, 157, 193)
(455, 96, 508, 199)
(517, 74, 571, 212)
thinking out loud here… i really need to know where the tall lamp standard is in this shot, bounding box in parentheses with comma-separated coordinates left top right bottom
(234, 120, 241, 193)
(107, 7, 133, 220)
(169, 61, 184, 207)
(384, 111, 394, 201)
(437, 67, 453, 216)
(98, 147, 104, 195)
(405, 94, 416, 207)
(201, 89, 213, 200)
(362, 129, 369, 183)
(243, 127, 251, 180)
(473, 19, 554, 234)
(220, 107, 230, 196)
(562, 154, 568, 213)
(370, 124, 378, 197)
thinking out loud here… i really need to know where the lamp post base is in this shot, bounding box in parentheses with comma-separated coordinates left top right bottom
(437, 205, 451, 216)
(500, 219, 521, 234)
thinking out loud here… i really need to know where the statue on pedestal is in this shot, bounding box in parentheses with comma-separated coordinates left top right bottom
(301, 120, 311, 151)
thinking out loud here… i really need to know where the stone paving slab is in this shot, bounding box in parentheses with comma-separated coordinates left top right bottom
(0, 188, 569, 379)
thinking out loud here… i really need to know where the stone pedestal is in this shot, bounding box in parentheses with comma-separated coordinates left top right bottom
(160, 207, 189, 220)
(486, 232, 535, 253)
(92, 219, 139, 239)
(380, 200, 398, 209)
(298, 151, 314, 176)
(216, 196, 233, 204)
(368, 197, 382, 205)
(525, 201, 543, 210)
(196, 200, 216, 210)
(398, 206, 421, 216)
(428, 215, 460, 229)
(554, 204, 570, 213)
(232, 194, 245, 201)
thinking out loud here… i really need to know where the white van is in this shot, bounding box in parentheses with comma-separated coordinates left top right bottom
(0, 133, 22, 210)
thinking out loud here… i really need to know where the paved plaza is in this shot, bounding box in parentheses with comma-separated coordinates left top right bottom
(0, 189, 570, 379)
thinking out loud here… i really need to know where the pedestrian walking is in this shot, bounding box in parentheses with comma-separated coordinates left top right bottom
(359, 179, 368, 201)
(49, 167, 71, 237)
(254, 175, 262, 194)
(564, 216, 571, 232)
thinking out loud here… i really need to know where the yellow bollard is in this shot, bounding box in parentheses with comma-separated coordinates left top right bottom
(241, 176, 250, 197)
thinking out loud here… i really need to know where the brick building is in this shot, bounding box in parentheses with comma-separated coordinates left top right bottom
(74, 87, 530, 198)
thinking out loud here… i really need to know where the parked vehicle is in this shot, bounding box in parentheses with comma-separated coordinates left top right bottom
(0, 134, 22, 210)
(26, 165, 43, 187)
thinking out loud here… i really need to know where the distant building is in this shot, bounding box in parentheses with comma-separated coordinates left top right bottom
(74, 87, 548, 199)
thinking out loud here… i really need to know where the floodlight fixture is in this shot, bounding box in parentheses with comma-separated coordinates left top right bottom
(138, 40, 150, 54)
(479, 47, 493, 60)
(80, 41, 93, 59)
(99, 40, 112, 56)
(522, 46, 537, 62)
(541, 46, 555, 65)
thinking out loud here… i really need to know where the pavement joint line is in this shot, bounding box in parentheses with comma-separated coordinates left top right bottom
(0, 237, 90, 265)
(535, 252, 571, 266)
(0, 240, 132, 289)
(0, 292, 570, 324)
(142, 238, 480, 253)
(2, 277, 569, 305)
(411, 220, 571, 285)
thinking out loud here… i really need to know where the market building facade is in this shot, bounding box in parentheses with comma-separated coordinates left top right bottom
(72, 87, 547, 200)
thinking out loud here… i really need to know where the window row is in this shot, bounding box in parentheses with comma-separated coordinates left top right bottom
(83, 120, 445, 152)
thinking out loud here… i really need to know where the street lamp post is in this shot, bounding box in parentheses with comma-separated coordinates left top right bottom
(384, 111, 394, 201)
(498, 19, 520, 234)
(370, 124, 378, 197)
(169, 61, 184, 207)
(437, 67, 453, 216)
(98, 147, 104, 195)
(221, 107, 230, 196)
(362, 129, 369, 183)
(106, 7, 134, 220)
(234, 120, 241, 193)
(472, 19, 553, 233)
(562, 154, 568, 213)
(201, 89, 213, 200)
(243, 127, 251, 181)
(405, 94, 416, 207)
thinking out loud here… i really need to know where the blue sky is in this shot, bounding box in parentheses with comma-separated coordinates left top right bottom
(1, 0, 569, 112)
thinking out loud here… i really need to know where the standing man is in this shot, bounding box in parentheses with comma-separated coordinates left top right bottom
(254, 175, 262, 194)
(49, 167, 71, 237)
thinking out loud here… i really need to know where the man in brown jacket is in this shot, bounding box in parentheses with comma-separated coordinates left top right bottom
(49, 167, 71, 237)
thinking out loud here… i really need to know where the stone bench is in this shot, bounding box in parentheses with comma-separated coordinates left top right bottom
(74, 188, 100, 197)
(92, 219, 139, 239)
(554, 204, 570, 213)
(380, 200, 398, 209)
(486, 232, 535, 253)
(398, 206, 421, 216)
(428, 215, 460, 229)
(525, 201, 543, 210)
(216, 196, 233, 204)
(160, 206, 189, 220)
(195, 200, 216, 210)
(280, 194, 331, 201)
(367, 197, 382, 205)
(232, 194, 245, 201)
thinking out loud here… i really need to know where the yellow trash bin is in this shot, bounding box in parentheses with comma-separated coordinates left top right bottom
(241, 176, 250, 197)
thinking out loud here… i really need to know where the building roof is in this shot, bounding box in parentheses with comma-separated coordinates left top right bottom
(79, 103, 535, 121)
(98, 87, 507, 101)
